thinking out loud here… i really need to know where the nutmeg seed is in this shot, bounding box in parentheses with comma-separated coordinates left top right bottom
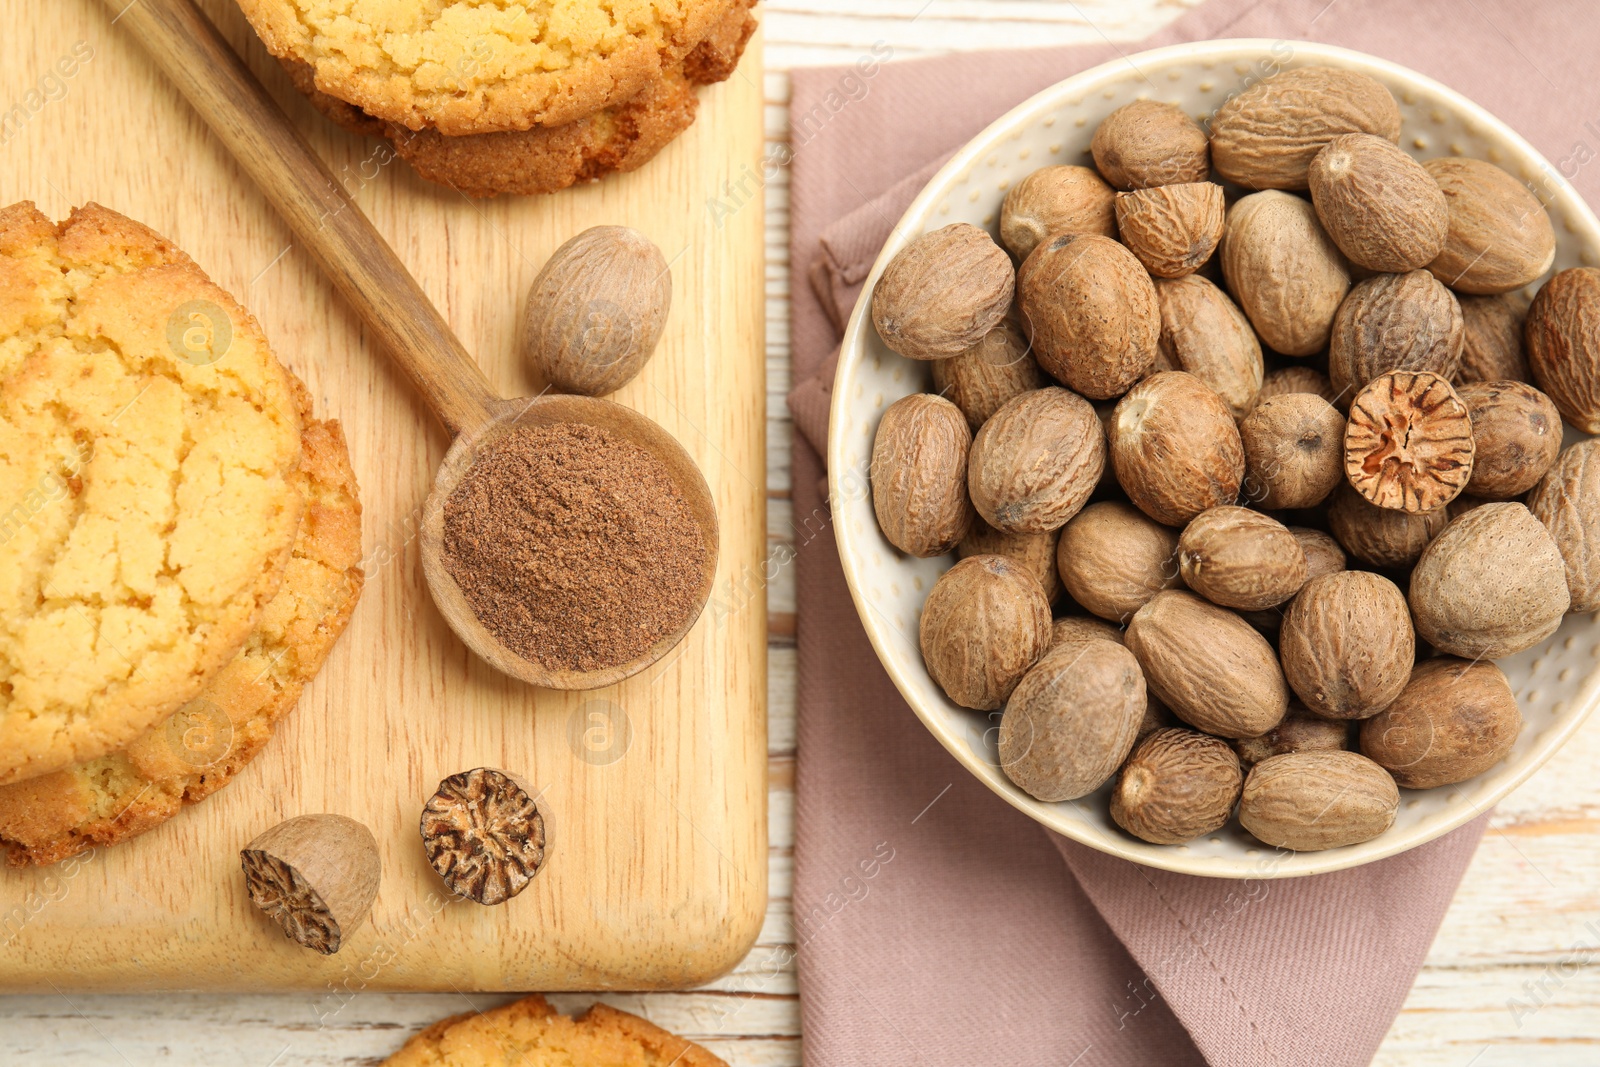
(870, 393, 974, 558)
(1239, 751, 1398, 851)
(1344, 371, 1474, 514)
(1178, 506, 1308, 611)
(1527, 439, 1600, 612)
(1308, 133, 1448, 273)
(1111, 372, 1245, 527)
(873, 223, 1014, 360)
(919, 555, 1052, 710)
(1425, 157, 1556, 295)
(1090, 100, 1210, 190)
(1115, 182, 1226, 279)
(1279, 571, 1414, 720)
(1526, 266, 1600, 432)
(1359, 657, 1521, 789)
(1111, 729, 1243, 845)
(999, 165, 1118, 261)
(1153, 274, 1263, 418)
(1326, 482, 1448, 570)
(1239, 393, 1346, 510)
(1056, 500, 1182, 624)
(1455, 291, 1531, 385)
(1221, 191, 1352, 357)
(1457, 380, 1562, 500)
(931, 320, 1049, 430)
(1328, 270, 1464, 399)
(967, 387, 1105, 534)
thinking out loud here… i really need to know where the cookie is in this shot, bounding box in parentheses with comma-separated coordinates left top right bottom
(0, 203, 304, 786)
(381, 995, 728, 1067)
(0, 385, 363, 868)
(236, 0, 747, 136)
(283, 0, 756, 198)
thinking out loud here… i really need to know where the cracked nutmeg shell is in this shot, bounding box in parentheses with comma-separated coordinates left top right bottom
(1528, 440, 1600, 612)
(1221, 191, 1352, 357)
(1177, 506, 1308, 611)
(871, 223, 1014, 360)
(1239, 750, 1398, 851)
(240, 814, 381, 955)
(998, 638, 1146, 803)
(1115, 182, 1226, 279)
(999, 165, 1118, 261)
(1359, 657, 1521, 790)
(421, 768, 549, 905)
(1209, 66, 1401, 191)
(1344, 371, 1475, 513)
(1328, 270, 1465, 400)
(1110, 372, 1245, 527)
(870, 393, 975, 558)
(1526, 266, 1600, 432)
(1153, 274, 1263, 418)
(1279, 571, 1414, 720)
(1111, 728, 1243, 845)
(1457, 380, 1562, 500)
(967, 387, 1105, 534)
(1124, 590, 1289, 739)
(1425, 157, 1556, 295)
(1410, 502, 1569, 659)
(1308, 133, 1448, 273)
(919, 554, 1052, 711)
(930, 320, 1049, 430)
(1016, 233, 1159, 399)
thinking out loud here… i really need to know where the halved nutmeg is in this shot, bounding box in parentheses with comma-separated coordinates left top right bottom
(240, 814, 381, 955)
(1344, 370, 1474, 513)
(421, 768, 550, 906)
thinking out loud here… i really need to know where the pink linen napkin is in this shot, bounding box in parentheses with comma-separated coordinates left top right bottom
(786, 2, 1600, 1064)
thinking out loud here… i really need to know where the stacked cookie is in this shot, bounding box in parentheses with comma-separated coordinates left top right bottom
(0, 202, 364, 866)
(236, 0, 759, 197)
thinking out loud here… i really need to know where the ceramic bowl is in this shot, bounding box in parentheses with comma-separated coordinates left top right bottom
(829, 38, 1600, 878)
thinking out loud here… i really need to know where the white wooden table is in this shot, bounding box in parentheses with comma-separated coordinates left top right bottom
(4, 2, 1599, 1063)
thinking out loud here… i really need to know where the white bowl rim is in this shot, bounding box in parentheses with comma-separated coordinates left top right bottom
(828, 37, 1600, 879)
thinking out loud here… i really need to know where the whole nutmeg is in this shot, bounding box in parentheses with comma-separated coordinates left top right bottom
(999, 165, 1118, 261)
(1526, 266, 1600, 432)
(1017, 233, 1159, 399)
(1115, 183, 1226, 278)
(998, 639, 1146, 802)
(919, 555, 1052, 710)
(1328, 271, 1465, 398)
(1344, 371, 1474, 513)
(1209, 66, 1401, 190)
(1279, 571, 1414, 720)
(1177, 506, 1309, 611)
(1239, 393, 1346, 510)
(1410, 502, 1570, 658)
(1528, 440, 1600, 611)
(1359, 657, 1521, 789)
(1056, 500, 1182, 624)
(931, 320, 1049, 430)
(1456, 291, 1531, 385)
(1291, 526, 1348, 581)
(1050, 615, 1125, 650)
(958, 517, 1062, 604)
(1257, 365, 1338, 406)
(1457, 380, 1562, 499)
(1238, 751, 1399, 851)
(1308, 133, 1448, 273)
(1425, 158, 1556, 295)
(1233, 707, 1352, 769)
(1111, 372, 1245, 526)
(1221, 191, 1351, 356)
(1111, 729, 1243, 845)
(1327, 483, 1448, 569)
(1125, 590, 1289, 739)
(1153, 275, 1263, 418)
(521, 226, 671, 396)
(1090, 100, 1209, 190)
(872, 224, 1014, 360)
(870, 394, 974, 557)
(968, 387, 1105, 533)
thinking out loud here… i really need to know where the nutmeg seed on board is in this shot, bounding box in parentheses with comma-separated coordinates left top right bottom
(241, 814, 381, 955)
(872, 223, 1015, 360)
(421, 768, 549, 906)
(1016, 233, 1160, 399)
(521, 226, 671, 397)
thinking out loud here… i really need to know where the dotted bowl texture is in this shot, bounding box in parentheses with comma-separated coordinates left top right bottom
(829, 39, 1600, 878)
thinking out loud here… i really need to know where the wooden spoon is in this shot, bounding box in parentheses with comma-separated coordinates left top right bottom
(105, 0, 719, 691)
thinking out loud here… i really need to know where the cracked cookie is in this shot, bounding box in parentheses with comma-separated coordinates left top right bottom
(0, 202, 303, 786)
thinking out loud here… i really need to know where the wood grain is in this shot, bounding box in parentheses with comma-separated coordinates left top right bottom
(0, 0, 768, 993)
(4, 0, 1600, 1064)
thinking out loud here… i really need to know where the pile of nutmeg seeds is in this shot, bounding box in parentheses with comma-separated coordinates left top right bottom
(868, 65, 1600, 852)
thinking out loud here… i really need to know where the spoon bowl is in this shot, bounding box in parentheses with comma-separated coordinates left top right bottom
(420, 395, 720, 690)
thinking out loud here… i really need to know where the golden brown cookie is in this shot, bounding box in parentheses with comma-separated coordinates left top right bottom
(282, 0, 756, 197)
(381, 995, 728, 1067)
(236, 0, 746, 136)
(0, 203, 304, 786)
(0, 385, 363, 868)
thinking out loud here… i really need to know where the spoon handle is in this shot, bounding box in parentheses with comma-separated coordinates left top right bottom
(104, 0, 501, 438)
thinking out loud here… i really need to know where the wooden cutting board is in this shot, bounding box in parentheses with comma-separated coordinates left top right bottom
(0, 0, 767, 992)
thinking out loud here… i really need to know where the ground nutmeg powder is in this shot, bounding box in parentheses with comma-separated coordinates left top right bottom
(440, 422, 708, 674)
